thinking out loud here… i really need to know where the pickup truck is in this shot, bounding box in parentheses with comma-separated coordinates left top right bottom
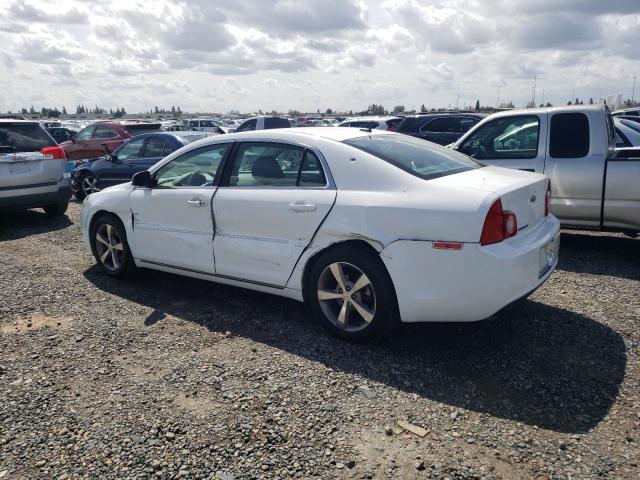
(451, 105, 640, 235)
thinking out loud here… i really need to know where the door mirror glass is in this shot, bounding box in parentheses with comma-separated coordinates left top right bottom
(132, 170, 154, 187)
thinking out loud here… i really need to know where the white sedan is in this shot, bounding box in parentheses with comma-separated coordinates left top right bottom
(80, 128, 560, 341)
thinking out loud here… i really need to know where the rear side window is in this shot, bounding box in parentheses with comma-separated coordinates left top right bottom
(227, 142, 326, 187)
(395, 116, 425, 132)
(144, 137, 166, 157)
(459, 117, 479, 133)
(0, 123, 56, 152)
(93, 125, 118, 139)
(344, 134, 481, 181)
(421, 117, 459, 133)
(549, 113, 590, 158)
(264, 117, 291, 129)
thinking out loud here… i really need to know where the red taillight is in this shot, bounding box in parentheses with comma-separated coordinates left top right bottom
(544, 180, 551, 216)
(40, 146, 67, 160)
(480, 199, 518, 246)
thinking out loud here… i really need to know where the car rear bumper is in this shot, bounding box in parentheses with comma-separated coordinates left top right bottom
(0, 181, 72, 210)
(380, 215, 561, 323)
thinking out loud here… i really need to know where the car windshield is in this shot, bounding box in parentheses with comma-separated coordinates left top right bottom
(0, 123, 56, 152)
(344, 134, 482, 180)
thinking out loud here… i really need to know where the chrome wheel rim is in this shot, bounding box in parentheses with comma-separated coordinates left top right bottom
(82, 176, 100, 196)
(317, 262, 376, 332)
(95, 224, 124, 272)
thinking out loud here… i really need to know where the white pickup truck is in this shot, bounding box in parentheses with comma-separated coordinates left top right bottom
(451, 105, 640, 235)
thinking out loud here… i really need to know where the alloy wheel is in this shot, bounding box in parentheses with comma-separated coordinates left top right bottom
(95, 223, 125, 272)
(81, 175, 100, 196)
(317, 262, 376, 332)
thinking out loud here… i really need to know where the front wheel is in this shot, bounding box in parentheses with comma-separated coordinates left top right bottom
(307, 245, 398, 342)
(90, 214, 136, 277)
(74, 173, 100, 201)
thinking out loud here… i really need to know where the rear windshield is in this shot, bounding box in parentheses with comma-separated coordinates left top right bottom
(265, 117, 291, 129)
(123, 123, 162, 136)
(0, 123, 56, 152)
(344, 134, 482, 180)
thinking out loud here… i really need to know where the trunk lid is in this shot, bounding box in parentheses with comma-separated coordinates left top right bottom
(433, 165, 549, 234)
(0, 151, 65, 188)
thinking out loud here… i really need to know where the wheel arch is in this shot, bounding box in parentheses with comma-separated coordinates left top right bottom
(88, 210, 128, 257)
(300, 238, 395, 306)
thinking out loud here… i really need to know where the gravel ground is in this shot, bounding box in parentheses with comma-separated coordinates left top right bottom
(0, 201, 638, 480)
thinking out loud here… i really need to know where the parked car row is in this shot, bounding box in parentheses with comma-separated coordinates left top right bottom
(4, 103, 637, 342)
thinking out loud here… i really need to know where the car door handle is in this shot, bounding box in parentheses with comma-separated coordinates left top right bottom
(289, 202, 316, 212)
(187, 199, 206, 207)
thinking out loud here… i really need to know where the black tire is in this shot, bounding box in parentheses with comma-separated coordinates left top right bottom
(72, 173, 86, 201)
(43, 202, 68, 217)
(306, 245, 399, 342)
(90, 214, 136, 277)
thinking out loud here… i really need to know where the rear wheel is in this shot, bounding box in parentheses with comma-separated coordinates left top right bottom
(90, 214, 136, 277)
(43, 203, 68, 217)
(307, 245, 398, 341)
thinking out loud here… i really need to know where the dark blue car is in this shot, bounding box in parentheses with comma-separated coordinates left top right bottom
(72, 131, 212, 200)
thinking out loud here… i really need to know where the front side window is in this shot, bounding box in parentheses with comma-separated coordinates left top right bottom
(549, 113, 590, 158)
(344, 134, 481, 181)
(75, 125, 95, 141)
(228, 142, 326, 187)
(154, 143, 230, 188)
(93, 125, 118, 139)
(457, 115, 540, 160)
(237, 119, 257, 132)
(116, 138, 146, 160)
(143, 137, 166, 157)
(200, 121, 214, 128)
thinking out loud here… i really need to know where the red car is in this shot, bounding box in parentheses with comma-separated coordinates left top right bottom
(61, 121, 161, 161)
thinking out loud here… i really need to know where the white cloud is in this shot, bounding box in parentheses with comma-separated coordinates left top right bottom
(0, 0, 638, 113)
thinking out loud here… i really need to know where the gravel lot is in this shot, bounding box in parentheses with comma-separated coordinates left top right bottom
(0, 201, 638, 479)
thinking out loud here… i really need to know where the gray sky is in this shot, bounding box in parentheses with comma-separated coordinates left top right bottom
(1, 0, 639, 113)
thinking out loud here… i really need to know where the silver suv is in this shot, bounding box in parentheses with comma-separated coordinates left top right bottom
(0, 120, 71, 216)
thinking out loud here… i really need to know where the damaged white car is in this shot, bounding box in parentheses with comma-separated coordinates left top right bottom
(80, 128, 560, 341)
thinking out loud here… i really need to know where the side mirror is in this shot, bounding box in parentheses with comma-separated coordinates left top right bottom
(70, 136, 77, 144)
(101, 143, 111, 154)
(106, 154, 119, 163)
(132, 170, 154, 188)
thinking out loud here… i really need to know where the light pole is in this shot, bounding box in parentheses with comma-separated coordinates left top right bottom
(632, 76, 637, 105)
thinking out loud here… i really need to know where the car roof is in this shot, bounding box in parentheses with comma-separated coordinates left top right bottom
(0, 119, 40, 125)
(405, 112, 486, 118)
(199, 127, 391, 144)
(342, 116, 401, 122)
